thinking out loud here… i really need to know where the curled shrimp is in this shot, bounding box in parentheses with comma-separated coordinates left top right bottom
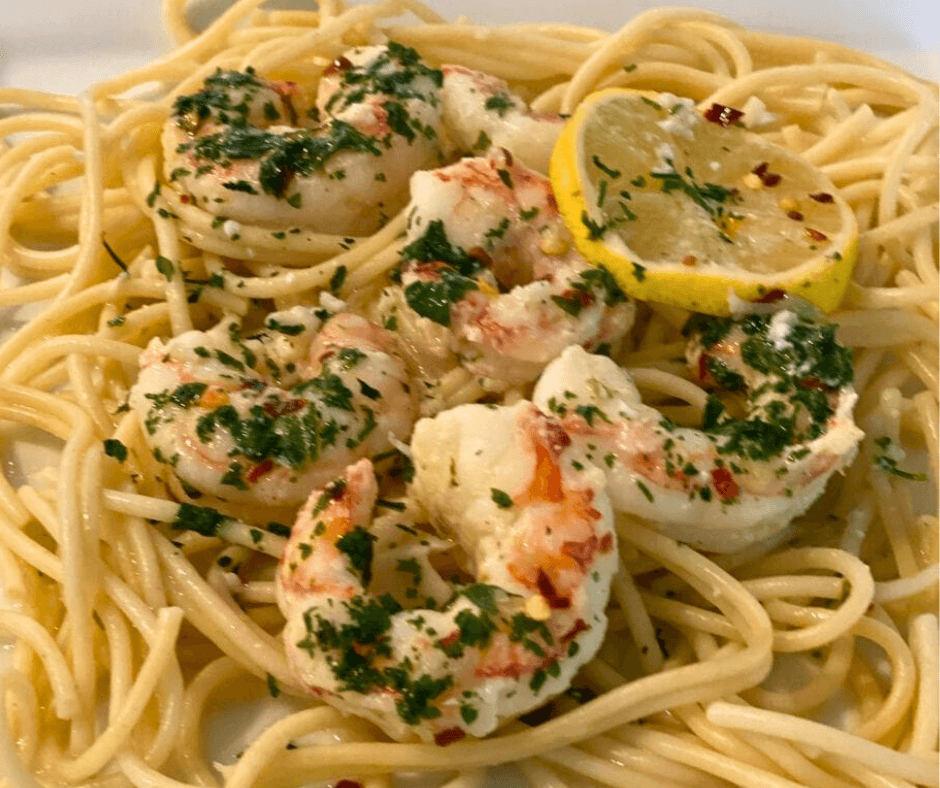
(440, 65, 566, 173)
(277, 400, 616, 743)
(379, 148, 635, 385)
(163, 43, 565, 242)
(532, 308, 864, 552)
(163, 43, 444, 237)
(129, 306, 415, 511)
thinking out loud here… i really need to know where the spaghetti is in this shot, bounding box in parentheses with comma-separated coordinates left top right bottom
(0, 1, 937, 787)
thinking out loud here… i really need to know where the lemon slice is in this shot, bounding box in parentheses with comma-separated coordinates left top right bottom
(550, 88, 858, 315)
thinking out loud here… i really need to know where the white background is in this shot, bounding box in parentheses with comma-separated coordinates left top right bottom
(0, 0, 938, 94)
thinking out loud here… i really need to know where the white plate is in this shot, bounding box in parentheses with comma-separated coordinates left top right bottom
(0, 0, 937, 94)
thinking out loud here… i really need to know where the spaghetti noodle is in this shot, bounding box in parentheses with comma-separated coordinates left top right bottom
(0, 1, 937, 787)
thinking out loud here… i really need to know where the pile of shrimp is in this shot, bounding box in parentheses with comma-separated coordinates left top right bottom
(130, 42, 862, 744)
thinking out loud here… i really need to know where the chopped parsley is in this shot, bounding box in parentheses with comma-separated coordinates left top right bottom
(330, 265, 347, 293)
(296, 591, 459, 725)
(155, 256, 175, 281)
(103, 439, 127, 462)
(222, 179, 258, 194)
(684, 311, 855, 463)
(267, 522, 291, 537)
(574, 404, 611, 426)
(473, 130, 492, 150)
(484, 93, 514, 117)
(490, 488, 513, 508)
(175, 43, 440, 209)
(335, 526, 377, 585)
(266, 673, 280, 697)
(171, 503, 226, 537)
(873, 436, 928, 481)
(591, 155, 621, 179)
(460, 705, 478, 724)
(400, 220, 482, 326)
(266, 318, 306, 335)
(221, 462, 248, 490)
(396, 557, 422, 586)
(550, 265, 626, 317)
(519, 206, 539, 220)
(460, 583, 502, 614)
(581, 210, 608, 240)
(649, 162, 741, 224)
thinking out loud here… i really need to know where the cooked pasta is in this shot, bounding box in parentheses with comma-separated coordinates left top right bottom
(0, 1, 937, 787)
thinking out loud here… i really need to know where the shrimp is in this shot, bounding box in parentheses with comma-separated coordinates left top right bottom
(380, 148, 635, 385)
(162, 43, 444, 236)
(439, 65, 566, 173)
(532, 309, 864, 552)
(277, 400, 616, 743)
(129, 305, 416, 510)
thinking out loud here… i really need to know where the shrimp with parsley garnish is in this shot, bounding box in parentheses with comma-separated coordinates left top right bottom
(440, 65, 566, 173)
(379, 148, 635, 386)
(277, 400, 616, 743)
(129, 306, 415, 512)
(533, 307, 863, 552)
(163, 43, 445, 237)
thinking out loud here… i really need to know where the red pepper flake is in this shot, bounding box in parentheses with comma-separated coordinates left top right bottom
(336, 781, 363, 788)
(411, 260, 449, 279)
(434, 728, 466, 746)
(787, 210, 804, 221)
(809, 192, 834, 203)
(798, 377, 833, 391)
(711, 467, 739, 502)
(273, 80, 300, 98)
(324, 56, 353, 76)
(437, 630, 460, 649)
(263, 398, 306, 418)
(698, 353, 709, 381)
(681, 255, 698, 266)
(561, 618, 589, 642)
(756, 289, 786, 303)
(805, 227, 828, 242)
(247, 459, 274, 484)
(704, 102, 744, 127)
(752, 163, 781, 187)
(537, 568, 571, 609)
(558, 287, 596, 310)
(180, 194, 191, 204)
(543, 419, 572, 455)
(598, 533, 614, 553)
(562, 535, 598, 570)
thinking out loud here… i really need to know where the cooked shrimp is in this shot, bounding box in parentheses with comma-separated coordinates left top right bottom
(532, 309, 864, 552)
(163, 43, 444, 236)
(277, 401, 616, 743)
(381, 149, 635, 385)
(440, 65, 565, 173)
(129, 305, 415, 510)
